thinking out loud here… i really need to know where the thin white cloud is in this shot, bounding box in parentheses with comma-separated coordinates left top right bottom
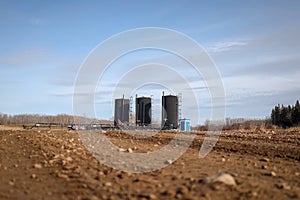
(206, 40, 248, 53)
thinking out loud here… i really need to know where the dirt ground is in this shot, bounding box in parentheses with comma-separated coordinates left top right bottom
(0, 126, 299, 200)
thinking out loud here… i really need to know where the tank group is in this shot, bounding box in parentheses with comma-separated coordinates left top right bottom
(114, 92, 190, 131)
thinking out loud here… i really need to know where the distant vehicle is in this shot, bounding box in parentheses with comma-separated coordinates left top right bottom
(67, 125, 77, 130)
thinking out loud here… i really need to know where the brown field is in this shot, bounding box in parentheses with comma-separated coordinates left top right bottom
(0, 126, 300, 200)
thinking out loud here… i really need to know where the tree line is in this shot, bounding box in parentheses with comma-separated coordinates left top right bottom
(199, 118, 271, 131)
(271, 100, 300, 128)
(0, 113, 110, 125)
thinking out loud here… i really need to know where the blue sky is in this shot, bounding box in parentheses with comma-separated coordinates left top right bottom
(0, 1, 299, 125)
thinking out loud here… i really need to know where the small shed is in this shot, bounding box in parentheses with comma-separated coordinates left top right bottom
(180, 118, 190, 131)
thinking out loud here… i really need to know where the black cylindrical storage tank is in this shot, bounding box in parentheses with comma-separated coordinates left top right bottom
(162, 95, 178, 129)
(114, 98, 130, 127)
(136, 97, 151, 126)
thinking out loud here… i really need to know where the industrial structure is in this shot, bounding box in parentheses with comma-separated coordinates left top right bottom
(114, 96, 130, 127)
(162, 92, 179, 130)
(135, 96, 152, 126)
(113, 92, 186, 130)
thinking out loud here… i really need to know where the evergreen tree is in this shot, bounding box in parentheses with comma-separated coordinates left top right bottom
(273, 105, 280, 126)
(271, 100, 300, 128)
(292, 100, 300, 125)
(280, 106, 292, 128)
(271, 109, 275, 124)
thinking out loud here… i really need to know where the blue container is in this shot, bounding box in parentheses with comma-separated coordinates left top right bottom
(180, 118, 190, 131)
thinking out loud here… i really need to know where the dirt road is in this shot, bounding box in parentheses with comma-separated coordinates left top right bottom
(0, 127, 299, 199)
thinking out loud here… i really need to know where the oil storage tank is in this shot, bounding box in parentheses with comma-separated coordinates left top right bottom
(136, 97, 151, 126)
(114, 97, 130, 127)
(162, 94, 178, 129)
